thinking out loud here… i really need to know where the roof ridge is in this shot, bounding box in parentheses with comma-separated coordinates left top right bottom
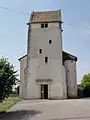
(32, 9, 60, 13)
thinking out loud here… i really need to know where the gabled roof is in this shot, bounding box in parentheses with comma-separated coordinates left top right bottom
(30, 10, 61, 23)
(63, 51, 77, 62)
(18, 51, 77, 62)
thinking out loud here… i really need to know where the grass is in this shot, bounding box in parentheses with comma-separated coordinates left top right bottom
(0, 97, 23, 112)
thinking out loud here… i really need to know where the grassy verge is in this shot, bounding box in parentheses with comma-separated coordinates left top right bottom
(0, 97, 23, 113)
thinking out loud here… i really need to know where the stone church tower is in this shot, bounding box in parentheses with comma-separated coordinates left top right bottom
(19, 10, 77, 99)
(25, 10, 67, 99)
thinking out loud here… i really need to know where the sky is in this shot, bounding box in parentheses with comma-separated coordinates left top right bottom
(0, 0, 90, 84)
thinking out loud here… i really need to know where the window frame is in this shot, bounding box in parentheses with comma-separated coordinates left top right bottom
(41, 23, 48, 28)
(49, 40, 52, 44)
(45, 57, 48, 63)
(39, 49, 42, 54)
(45, 23, 48, 28)
(41, 23, 44, 28)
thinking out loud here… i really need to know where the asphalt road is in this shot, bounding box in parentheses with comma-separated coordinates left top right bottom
(0, 99, 90, 120)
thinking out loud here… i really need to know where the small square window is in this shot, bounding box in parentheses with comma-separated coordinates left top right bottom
(45, 57, 48, 63)
(45, 23, 48, 28)
(39, 49, 42, 54)
(41, 24, 44, 28)
(49, 40, 52, 44)
(71, 60, 73, 62)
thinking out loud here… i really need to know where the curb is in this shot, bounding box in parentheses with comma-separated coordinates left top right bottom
(0, 112, 7, 118)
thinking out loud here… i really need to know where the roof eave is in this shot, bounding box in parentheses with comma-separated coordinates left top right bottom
(63, 51, 77, 62)
(27, 21, 62, 25)
(18, 54, 27, 61)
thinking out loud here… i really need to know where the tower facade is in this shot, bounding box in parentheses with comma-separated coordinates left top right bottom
(25, 10, 67, 99)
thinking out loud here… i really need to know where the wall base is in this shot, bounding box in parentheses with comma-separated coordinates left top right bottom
(23, 96, 67, 100)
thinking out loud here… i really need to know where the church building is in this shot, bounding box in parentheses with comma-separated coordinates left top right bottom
(19, 10, 77, 99)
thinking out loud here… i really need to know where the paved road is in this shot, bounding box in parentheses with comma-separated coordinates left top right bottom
(1, 99, 90, 120)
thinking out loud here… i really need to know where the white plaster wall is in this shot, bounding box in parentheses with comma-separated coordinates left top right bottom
(50, 65, 67, 99)
(29, 23, 63, 63)
(26, 22, 67, 99)
(26, 58, 40, 99)
(64, 60, 77, 98)
(19, 56, 27, 97)
(36, 58, 67, 99)
(31, 23, 59, 28)
(26, 58, 67, 99)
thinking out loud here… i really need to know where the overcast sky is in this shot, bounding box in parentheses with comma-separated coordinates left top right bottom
(0, 0, 90, 83)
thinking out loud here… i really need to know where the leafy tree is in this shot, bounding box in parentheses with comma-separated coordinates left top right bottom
(0, 57, 18, 101)
(81, 73, 90, 89)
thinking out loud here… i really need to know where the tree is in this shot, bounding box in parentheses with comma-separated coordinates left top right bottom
(81, 73, 90, 89)
(0, 57, 18, 101)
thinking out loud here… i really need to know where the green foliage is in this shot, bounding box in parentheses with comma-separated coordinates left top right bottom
(81, 73, 90, 89)
(0, 57, 18, 102)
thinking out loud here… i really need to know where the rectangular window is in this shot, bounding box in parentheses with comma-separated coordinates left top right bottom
(45, 57, 48, 63)
(41, 23, 48, 28)
(45, 23, 48, 28)
(49, 40, 52, 44)
(41, 24, 44, 28)
(39, 49, 42, 54)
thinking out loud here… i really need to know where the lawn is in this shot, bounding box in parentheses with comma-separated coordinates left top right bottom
(0, 97, 23, 112)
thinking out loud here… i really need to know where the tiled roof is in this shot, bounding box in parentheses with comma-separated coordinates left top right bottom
(30, 10, 61, 23)
(63, 51, 77, 62)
